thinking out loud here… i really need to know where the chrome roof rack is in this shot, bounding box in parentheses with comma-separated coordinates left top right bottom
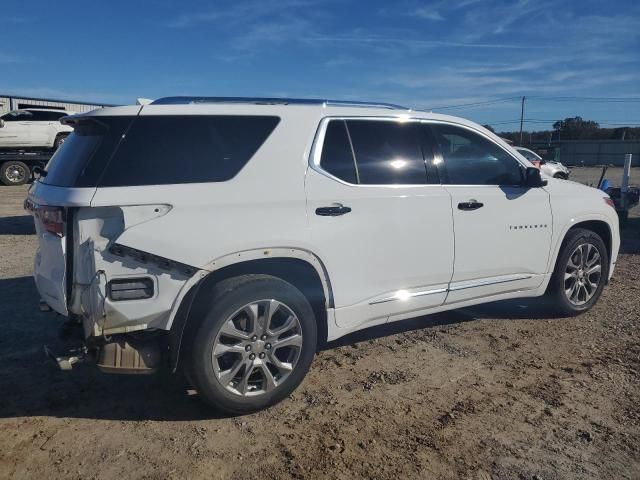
(151, 96, 407, 110)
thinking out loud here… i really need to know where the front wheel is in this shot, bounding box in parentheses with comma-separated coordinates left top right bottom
(189, 275, 317, 414)
(547, 228, 609, 316)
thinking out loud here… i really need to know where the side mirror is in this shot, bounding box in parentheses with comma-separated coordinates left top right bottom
(0, 119, 4, 128)
(524, 166, 547, 188)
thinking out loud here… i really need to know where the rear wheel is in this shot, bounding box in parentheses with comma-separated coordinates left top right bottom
(553, 172, 567, 179)
(0, 160, 30, 186)
(547, 228, 608, 315)
(189, 275, 317, 414)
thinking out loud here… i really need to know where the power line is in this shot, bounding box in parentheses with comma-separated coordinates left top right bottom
(425, 97, 521, 111)
(527, 96, 640, 102)
(428, 95, 640, 111)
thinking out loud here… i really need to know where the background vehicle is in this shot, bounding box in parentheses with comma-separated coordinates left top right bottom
(28, 97, 619, 414)
(0, 109, 74, 186)
(515, 146, 570, 179)
(0, 109, 74, 150)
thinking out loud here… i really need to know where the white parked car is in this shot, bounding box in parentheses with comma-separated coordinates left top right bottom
(515, 146, 570, 179)
(27, 97, 620, 414)
(0, 108, 74, 150)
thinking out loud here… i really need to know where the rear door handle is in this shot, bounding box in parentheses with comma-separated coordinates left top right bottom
(458, 200, 484, 211)
(315, 204, 352, 216)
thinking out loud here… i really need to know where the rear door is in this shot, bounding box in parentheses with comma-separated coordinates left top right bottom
(427, 122, 552, 304)
(25, 110, 54, 146)
(305, 118, 454, 329)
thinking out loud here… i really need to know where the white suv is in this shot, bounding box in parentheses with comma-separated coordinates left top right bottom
(27, 97, 620, 414)
(0, 108, 74, 150)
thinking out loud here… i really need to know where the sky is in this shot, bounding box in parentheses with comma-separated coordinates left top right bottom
(1, 0, 639, 131)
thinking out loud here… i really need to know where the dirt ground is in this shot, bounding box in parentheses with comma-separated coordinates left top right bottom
(1, 168, 639, 480)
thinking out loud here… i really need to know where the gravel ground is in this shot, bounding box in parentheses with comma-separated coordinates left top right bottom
(1, 169, 639, 480)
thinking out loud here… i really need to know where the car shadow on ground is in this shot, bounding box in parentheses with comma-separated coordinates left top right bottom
(0, 215, 34, 235)
(0, 275, 560, 422)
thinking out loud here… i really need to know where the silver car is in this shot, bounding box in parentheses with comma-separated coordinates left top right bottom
(516, 147, 570, 179)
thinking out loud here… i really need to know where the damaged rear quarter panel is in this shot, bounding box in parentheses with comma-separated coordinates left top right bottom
(73, 205, 194, 337)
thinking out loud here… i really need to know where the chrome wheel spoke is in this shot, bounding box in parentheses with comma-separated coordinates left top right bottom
(220, 319, 251, 341)
(219, 358, 247, 385)
(257, 363, 277, 392)
(268, 314, 296, 337)
(267, 351, 294, 372)
(586, 264, 601, 276)
(213, 342, 246, 356)
(262, 299, 281, 333)
(237, 363, 254, 395)
(273, 333, 303, 350)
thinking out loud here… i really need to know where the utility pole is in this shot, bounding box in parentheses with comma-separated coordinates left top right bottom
(518, 96, 525, 146)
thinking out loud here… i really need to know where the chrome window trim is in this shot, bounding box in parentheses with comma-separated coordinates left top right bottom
(308, 116, 530, 189)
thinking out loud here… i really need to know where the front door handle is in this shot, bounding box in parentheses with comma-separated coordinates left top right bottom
(315, 204, 352, 216)
(458, 200, 484, 211)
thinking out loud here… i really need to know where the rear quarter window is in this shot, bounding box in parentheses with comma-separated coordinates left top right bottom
(42, 117, 134, 188)
(98, 115, 280, 187)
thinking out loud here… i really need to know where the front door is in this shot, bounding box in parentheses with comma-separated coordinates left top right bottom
(305, 118, 454, 329)
(427, 122, 552, 304)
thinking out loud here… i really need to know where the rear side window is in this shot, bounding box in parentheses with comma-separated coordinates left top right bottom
(346, 120, 428, 185)
(99, 115, 279, 187)
(430, 124, 524, 186)
(43, 117, 134, 188)
(319, 120, 358, 183)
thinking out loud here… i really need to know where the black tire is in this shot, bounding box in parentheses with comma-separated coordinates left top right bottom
(553, 173, 567, 179)
(547, 228, 609, 316)
(0, 160, 30, 186)
(189, 274, 317, 414)
(53, 133, 68, 150)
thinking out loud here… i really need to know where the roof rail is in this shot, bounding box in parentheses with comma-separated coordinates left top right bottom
(151, 96, 407, 110)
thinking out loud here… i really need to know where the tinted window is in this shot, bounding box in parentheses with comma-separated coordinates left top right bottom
(319, 120, 357, 183)
(431, 124, 524, 186)
(40, 111, 67, 121)
(1, 110, 32, 122)
(346, 120, 427, 185)
(99, 115, 279, 187)
(42, 117, 134, 187)
(26, 110, 49, 121)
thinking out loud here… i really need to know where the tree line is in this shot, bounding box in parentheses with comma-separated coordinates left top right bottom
(483, 117, 640, 144)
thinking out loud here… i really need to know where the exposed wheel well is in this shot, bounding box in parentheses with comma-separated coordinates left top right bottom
(170, 258, 329, 372)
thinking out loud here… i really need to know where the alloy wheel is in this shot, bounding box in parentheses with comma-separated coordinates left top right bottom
(211, 299, 303, 397)
(564, 243, 602, 306)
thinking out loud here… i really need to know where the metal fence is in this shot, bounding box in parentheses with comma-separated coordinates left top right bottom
(529, 140, 640, 167)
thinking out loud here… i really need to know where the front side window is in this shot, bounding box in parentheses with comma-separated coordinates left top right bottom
(431, 124, 524, 186)
(345, 120, 428, 185)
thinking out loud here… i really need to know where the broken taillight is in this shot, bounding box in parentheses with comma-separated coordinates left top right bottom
(29, 203, 65, 237)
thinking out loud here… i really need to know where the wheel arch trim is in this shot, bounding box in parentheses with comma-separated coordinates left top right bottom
(546, 214, 615, 280)
(165, 247, 334, 373)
